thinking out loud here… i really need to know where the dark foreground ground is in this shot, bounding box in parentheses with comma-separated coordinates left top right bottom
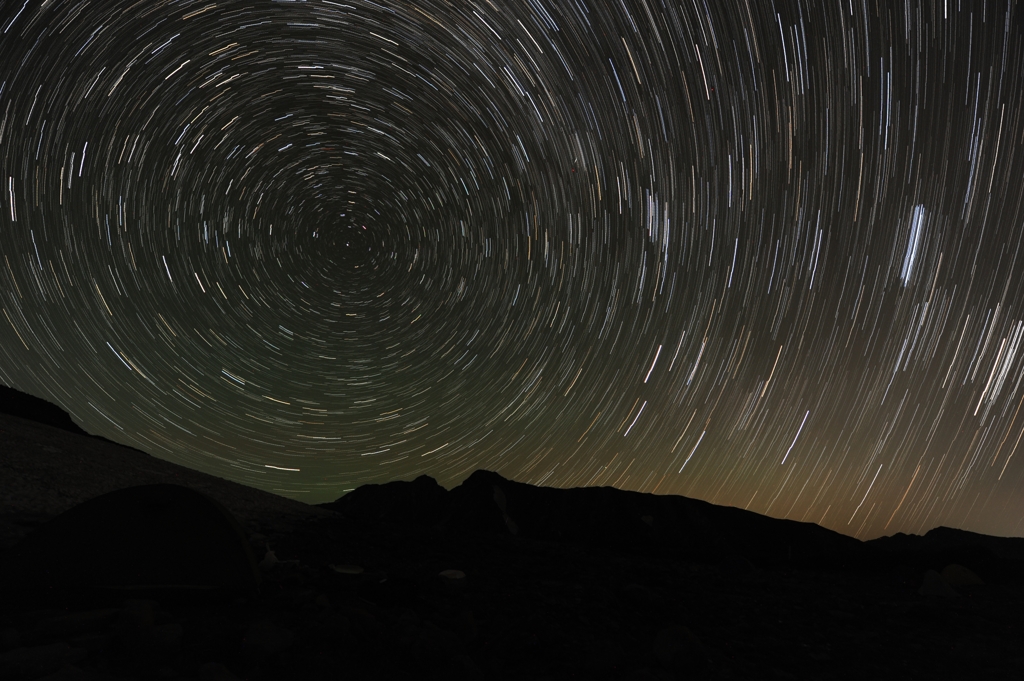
(1, 386, 1022, 680)
(1, 505, 1022, 681)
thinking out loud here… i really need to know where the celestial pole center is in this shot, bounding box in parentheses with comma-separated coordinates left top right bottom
(2, 0, 1024, 540)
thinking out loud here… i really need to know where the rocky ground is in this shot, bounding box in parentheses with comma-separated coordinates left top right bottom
(1, 509, 1022, 681)
(1, 395, 1021, 681)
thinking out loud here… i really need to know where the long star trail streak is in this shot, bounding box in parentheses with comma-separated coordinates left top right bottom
(1, 1, 1023, 540)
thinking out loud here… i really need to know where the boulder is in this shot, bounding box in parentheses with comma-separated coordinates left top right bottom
(918, 569, 959, 598)
(941, 563, 985, 587)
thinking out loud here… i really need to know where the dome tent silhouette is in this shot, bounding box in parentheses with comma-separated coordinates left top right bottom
(0, 484, 262, 607)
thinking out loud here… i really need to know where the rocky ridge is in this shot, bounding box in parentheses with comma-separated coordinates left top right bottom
(1, 387, 1023, 679)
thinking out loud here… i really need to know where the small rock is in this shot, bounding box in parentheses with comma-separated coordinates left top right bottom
(259, 544, 301, 572)
(259, 546, 279, 571)
(329, 563, 364, 574)
(941, 564, 984, 587)
(918, 569, 959, 598)
(439, 569, 467, 594)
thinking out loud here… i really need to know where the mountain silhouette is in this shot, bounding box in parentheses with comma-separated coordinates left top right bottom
(0, 384, 88, 436)
(1, 385, 1023, 678)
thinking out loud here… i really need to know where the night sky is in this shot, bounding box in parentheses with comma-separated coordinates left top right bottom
(2, 1, 1024, 541)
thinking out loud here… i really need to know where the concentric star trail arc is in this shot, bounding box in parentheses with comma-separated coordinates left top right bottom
(2, 0, 1024, 540)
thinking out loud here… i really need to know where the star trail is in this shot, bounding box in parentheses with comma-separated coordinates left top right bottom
(2, 0, 1024, 540)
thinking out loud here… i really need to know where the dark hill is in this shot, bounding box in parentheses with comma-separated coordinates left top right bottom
(2, 398, 1023, 679)
(0, 384, 88, 436)
(317, 470, 1024, 581)
(865, 525, 1024, 562)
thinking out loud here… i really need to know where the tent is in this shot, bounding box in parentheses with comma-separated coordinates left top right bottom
(0, 484, 262, 607)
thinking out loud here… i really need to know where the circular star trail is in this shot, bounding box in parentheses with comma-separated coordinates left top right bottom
(3, 0, 1024, 539)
